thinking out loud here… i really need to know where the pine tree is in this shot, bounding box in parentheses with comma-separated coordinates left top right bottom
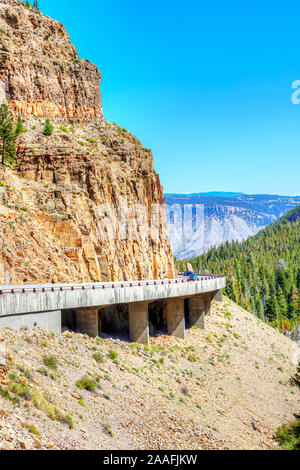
(43, 118, 54, 136)
(15, 115, 24, 136)
(25, 0, 31, 9)
(255, 294, 264, 320)
(263, 293, 278, 324)
(33, 0, 39, 10)
(277, 286, 288, 318)
(277, 267, 292, 297)
(0, 103, 16, 166)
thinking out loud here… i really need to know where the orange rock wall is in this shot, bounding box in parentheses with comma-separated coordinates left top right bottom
(0, 1, 175, 284)
(0, 0, 102, 120)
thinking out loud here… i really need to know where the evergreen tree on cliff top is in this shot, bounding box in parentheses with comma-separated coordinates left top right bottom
(43, 118, 54, 136)
(15, 115, 24, 136)
(0, 103, 16, 166)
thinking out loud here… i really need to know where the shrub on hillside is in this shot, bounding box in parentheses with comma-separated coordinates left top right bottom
(276, 416, 300, 450)
(76, 376, 96, 392)
(43, 355, 58, 370)
(108, 349, 118, 361)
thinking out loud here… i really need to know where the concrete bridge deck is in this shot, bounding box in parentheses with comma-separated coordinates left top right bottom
(0, 275, 226, 345)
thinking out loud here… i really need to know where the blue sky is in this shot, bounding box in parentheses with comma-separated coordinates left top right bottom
(38, 0, 300, 195)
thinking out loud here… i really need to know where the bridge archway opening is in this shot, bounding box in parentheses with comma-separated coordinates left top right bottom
(61, 309, 77, 332)
(148, 300, 167, 337)
(98, 304, 129, 340)
(184, 299, 190, 328)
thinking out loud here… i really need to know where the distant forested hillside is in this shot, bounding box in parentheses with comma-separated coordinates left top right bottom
(165, 193, 300, 259)
(180, 205, 300, 330)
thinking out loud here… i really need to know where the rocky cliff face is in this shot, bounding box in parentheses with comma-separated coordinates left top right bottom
(0, 0, 102, 119)
(0, 0, 175, 284)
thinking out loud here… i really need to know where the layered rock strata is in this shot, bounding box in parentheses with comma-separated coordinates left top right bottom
(0, 0, 175, 283)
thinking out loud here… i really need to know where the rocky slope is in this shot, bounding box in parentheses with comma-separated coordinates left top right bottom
(0, 0, 175, 283)
(165, 193, 300, 259)
(0, 297, 298, 450)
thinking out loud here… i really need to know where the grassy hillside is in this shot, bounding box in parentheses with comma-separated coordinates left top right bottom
(181, 205, 300, 331)
(0, 298, 298, 450)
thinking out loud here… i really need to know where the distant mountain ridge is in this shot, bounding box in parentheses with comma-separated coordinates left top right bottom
(165, 193, 300, 259)
(167, 191, 245, 198)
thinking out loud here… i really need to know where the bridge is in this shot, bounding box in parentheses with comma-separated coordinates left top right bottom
(0, 275, 226, 345)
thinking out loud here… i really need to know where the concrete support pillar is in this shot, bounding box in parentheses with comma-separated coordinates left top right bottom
(166, 298, 185, 339)
(129, 302, 149, 345)
(76, 307, 99, 337)
(205, 294, 212, 316)
(212, 289, 223, 302)
(188, 296, 205, 329)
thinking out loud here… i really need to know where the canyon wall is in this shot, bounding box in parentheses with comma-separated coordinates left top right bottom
(0, 0, 102, 119)
(0, 0, 175, 284)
